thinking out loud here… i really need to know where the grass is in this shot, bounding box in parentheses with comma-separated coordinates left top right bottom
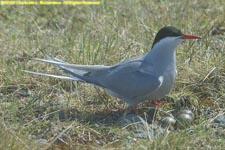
(0, 0, 225, 149)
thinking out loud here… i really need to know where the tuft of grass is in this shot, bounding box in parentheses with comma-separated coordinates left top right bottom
(0, 0, 225, 149)
(0, 120, 38, 150)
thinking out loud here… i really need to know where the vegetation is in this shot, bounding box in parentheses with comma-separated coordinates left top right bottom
(0, 0, 224, 149)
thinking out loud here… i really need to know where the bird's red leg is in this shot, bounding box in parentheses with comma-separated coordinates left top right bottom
(152, 99, 167, 107)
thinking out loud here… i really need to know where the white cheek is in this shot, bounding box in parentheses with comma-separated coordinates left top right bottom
(154, 37, 183, 49)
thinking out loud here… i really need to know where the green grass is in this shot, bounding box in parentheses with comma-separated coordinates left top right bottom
(0, 0, 225, 149)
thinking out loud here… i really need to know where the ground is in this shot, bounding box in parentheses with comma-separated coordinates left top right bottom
(0, 0, 225, 149)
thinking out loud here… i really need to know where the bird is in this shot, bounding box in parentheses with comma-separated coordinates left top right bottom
(24, 26, 201, 106)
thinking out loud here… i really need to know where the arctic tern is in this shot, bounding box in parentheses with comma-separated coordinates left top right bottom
(24, 26, 201, 106)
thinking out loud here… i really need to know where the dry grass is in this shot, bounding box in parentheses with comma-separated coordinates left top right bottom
(0, 0, 225, 149)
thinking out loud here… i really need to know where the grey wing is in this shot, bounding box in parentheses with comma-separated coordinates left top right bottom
(97, 61, 162, 100)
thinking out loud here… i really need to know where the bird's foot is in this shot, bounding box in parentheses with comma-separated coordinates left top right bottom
(152, 99, 167, 107)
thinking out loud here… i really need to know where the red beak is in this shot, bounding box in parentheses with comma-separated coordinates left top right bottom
(182, 34, 201, 39)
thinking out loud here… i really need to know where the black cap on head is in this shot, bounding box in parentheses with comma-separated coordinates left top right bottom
(152, 26, 183, 48)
